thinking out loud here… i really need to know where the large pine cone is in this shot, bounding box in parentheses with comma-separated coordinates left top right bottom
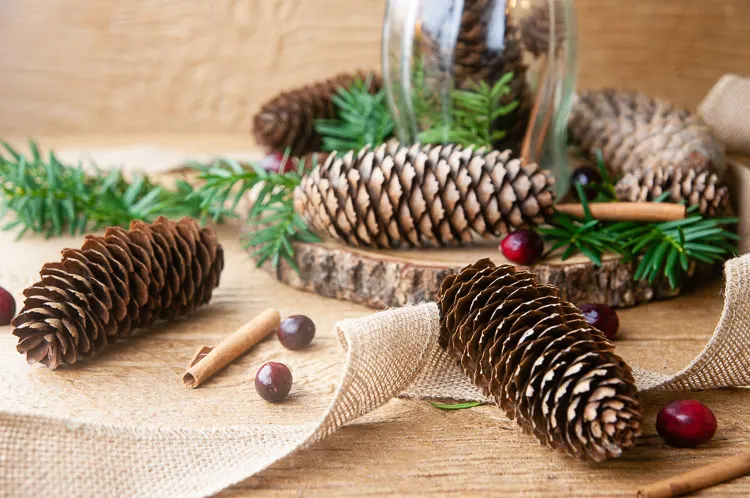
(294, 142, 556, 249)
(253, 71, 382, 157)
(438, 259, 642, 461)
(616, 165, 731, 217)
(12, 217, 224, 369)
(569, 90, 725, 177)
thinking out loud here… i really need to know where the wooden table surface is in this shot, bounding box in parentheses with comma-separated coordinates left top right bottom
(0, 138, 749, 497)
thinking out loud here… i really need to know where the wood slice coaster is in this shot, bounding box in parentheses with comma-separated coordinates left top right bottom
(251, 238, 713, 310)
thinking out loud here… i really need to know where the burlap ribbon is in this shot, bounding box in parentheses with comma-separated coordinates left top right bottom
(2, 253, 750, 497)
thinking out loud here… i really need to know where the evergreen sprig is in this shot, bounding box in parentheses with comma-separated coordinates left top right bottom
(189, 154, 320, 271)
(0, 140, 229, 238)
(314, 77, 394, 153)
(540, 182, 739, 289)
(418, 73, 519, 148)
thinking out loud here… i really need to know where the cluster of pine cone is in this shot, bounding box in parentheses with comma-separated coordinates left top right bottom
(12, 217, 224, 369)
(570, 90, 730, 216)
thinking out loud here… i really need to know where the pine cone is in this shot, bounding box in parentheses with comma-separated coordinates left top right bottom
(253, 71, 382, 157)
(569, 90, 725, 177)
(520, 1, 565, 57)
(452, 0, 531, 151)
(438, 259, 642, 461)
(12, 217, 224, 369)
(615, 164, 731, 217)
(294, 143, 556, 249)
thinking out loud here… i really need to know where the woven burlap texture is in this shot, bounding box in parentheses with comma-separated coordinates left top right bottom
(2, 253, 750, 497)
(699, 74, 750, 155)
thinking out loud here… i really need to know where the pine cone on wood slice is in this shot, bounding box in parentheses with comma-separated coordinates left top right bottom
(253, 71, 382, 157)
(294, 142, 556, 249)
(12, 217, 224, 369)
(569, 90, 725, 177)
(438, 259, 642, 461)
(616, 164, 731, 217)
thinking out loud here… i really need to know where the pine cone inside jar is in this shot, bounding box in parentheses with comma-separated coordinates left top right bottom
(569, 90, 726, 177)
(12, 217, 224, 369)
(452, 0, 531, 152)
(293, 142, 556, 249)
(253, 71, 382, 157)
(615, 164, 731, 217)
(438, 259, 642, 461)
(520, 0, 566, 57)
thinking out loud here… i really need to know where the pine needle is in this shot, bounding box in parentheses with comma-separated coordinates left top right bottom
(314, 76, 394, 153)
(541, 153, 738, 288)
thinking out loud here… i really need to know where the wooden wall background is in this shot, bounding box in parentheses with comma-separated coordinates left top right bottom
(1, 0, 749, 136)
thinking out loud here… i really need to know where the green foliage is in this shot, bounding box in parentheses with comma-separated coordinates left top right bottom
(430, 401, 482, 411)
(0, 140, 229, 238)
(314, 77, 394, 153)
(189, 154, 320, 271)
(418, 73, 519, 148)
(539, 181, 739, 289)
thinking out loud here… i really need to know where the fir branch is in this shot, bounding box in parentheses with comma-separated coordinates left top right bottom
(314, 77, 394, 153)
(540, 180, 739, 289)
(190, 154, 320, 272)
(418, 73, 519, 148)
(0, 140, 228, 238)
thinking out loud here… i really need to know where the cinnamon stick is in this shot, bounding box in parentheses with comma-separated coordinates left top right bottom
(555, 202, 687, 222)
(182, 308, 281, 388)
(637, 451, 750, 497)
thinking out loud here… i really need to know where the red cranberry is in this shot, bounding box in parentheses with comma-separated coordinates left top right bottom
(260, 152, 294, 173)
(255, 362, 293, 403)
(571, 166, 602, 201)
(277, 315, 316, 350)
(0, 286, 16, 326)
(579, 303, 619, 339)
(656, 400, 717, 448)
(500, 230, 545, 266)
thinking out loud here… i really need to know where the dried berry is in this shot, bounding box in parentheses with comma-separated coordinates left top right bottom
(255, 362, 293, 403)
(277, 315, 316, 350)
(571, 166, 602, 201)
(500, 229, 545, 265)
(579, 303, 620, 340)
(656, 399, 717, 448)
(0, 285, 16, 325)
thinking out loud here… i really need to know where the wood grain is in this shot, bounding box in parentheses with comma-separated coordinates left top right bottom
(2, 0, 750, 135)
(252, 239, 703, 310)
(0, 139, 748, 496)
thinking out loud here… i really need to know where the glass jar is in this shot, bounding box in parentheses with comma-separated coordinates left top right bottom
(382, 0, 578, 198)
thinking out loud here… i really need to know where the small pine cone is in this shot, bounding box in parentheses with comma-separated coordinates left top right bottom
(569, 90, 725, 177)
(615, 165, 731, 217)
(520, 1, 566, 57)
(253, 71, 382, 157)
(12, 217, 224, 369)
(294, 143, 556, 249)
(438, 259, 642, 461)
